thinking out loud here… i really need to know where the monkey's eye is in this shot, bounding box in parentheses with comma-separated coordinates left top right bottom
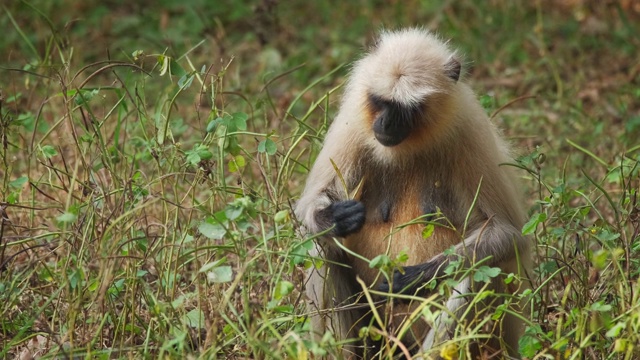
(367, 93, 386, 113)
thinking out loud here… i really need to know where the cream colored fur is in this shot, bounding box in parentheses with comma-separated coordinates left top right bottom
(296, 28, 531, 359)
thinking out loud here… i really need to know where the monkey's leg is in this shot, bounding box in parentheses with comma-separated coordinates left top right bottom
(306, 243, 365, 358)
(417, 277, 471, 358)
(381, 219, 528, 296)
(417, 279, 517, 360)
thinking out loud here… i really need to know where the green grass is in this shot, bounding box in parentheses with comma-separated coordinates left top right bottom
(1, 1, 640, 359)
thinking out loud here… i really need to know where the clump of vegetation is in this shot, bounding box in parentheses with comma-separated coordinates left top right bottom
(1, 1, 639, 359)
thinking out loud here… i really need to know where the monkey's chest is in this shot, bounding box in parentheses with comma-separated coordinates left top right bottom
(343, 179, 461, 287)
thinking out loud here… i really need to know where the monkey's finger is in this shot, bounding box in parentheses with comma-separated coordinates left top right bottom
(334, 212, 365, 236)
(331, 200, 365, 220)
(379, 279, 391, 293)
(330, 200, 366, 236)
(390, 267, 430, 294)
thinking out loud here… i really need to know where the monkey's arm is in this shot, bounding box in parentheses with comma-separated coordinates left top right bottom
(380, 218, 527, 295)
(294, 134, 366, 239)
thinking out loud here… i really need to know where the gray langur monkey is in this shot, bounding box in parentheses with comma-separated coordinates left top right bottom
(296, 28, 531, 359)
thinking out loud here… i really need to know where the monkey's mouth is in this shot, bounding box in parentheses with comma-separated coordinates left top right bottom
(374, 131, 406, 147)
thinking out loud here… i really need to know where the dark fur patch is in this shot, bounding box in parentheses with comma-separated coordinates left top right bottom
(368, 94, 423, 127)
(445, 57, 462, 82)
(368, 94, 425, 147)
(421, 201, 437, 222)
(380, 199, 392, 222)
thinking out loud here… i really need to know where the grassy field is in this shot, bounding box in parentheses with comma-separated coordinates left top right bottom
(1, 0, 640, 358)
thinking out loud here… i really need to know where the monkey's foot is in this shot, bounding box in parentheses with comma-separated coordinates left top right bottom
(379, 260, 442, 297)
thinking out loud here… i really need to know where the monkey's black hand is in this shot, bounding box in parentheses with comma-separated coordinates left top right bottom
(379, 259, 442, 297)
(329, 200, 366, 237)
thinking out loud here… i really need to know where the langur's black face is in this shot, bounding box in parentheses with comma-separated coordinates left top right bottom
(368, 94, 423, 147)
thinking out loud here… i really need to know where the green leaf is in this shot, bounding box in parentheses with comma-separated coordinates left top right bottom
(6, 192, 19, 204)
(57, 212, 77, 224)
(479, 94, 494, 110)
(234, 155, 245, 167)
(504, 273, 515, 285)
(369, 254, 390, 269)
(186, 151, 201, 165)
(169, 58, 187, 78)
(522, 212, 546, 235)
(590, 249, 608, 270)
(87, 278, 99, 292)
(358, 326, 382, 341)
(422, 224, 435, 239)
(597, 229, 620, 242)
(186, 145, 213, 165)
(206, 265, 233, 283)
(226, 136, 241, 156)
(68, 268, 83, 289)
(421, 306, 438, 322)
(228, 155, 245, 172)
(9, 176, 28, 189)
(41, 145, 58, 158)
(270, 304, 294, 314)
(274, 280, 294, 300)
(473, 266, 501, 283)
(290, 239, 314, 265)
(274, 210, 289, 223)
(108, 278, 125, 296)
(228, 160, 238, 172)
(232, 112, 248, 131)
(199, 258, 226, 273)
(606, 321, 626, 338)
(6, 92, 22, 103)
(220, 114, 233, 127)
(312, 258, 324, 269)
(518, 328, 543, 357)
(182, 308, 205, 329)
(590, 301, 612, 312)
(613, 339, 631, 353)
(395, 251, 409, 264)
(225, 203, 243, 221)
(16, 112, 35, 131)
(74, 89, 99, 105)
(199, 222, 226, 239)
(177, 73, 194, 89)
(258, 138, 277, 155)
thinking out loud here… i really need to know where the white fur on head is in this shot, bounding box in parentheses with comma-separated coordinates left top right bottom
(351, 28, 460, 105)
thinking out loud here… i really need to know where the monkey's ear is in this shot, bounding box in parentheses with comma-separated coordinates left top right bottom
(445, 57, 461, 82)
(366, 34, 381, 51)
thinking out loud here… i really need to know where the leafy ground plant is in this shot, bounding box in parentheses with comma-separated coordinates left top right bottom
(1, 1, 640, 359)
